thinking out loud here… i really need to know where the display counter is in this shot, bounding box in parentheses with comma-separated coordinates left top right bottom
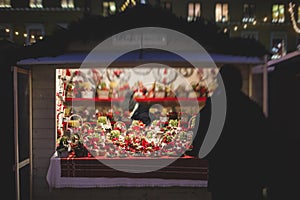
(46, 152, 208, 189)
(50, 67, 213, 189)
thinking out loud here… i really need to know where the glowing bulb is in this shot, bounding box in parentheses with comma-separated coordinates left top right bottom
(110, 5, 116, 12)
(234, 26, 238, 31)
(263, 17, 268, 22)
(243, 24, 247, 29)
(5, 28, 10, 33)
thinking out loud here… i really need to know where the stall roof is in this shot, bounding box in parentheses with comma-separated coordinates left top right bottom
(17, 52, 265, 66)
(267, 50, 300, 67)
(251, 50, 300, 74)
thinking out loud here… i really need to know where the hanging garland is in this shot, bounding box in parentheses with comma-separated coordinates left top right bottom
(120, 0, 137, 11)
(288, 2, 300, 33)
(153, 68, 178, 85)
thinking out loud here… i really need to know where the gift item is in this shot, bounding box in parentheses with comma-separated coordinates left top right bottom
(154, 83, 165, 98)
(175, 84, 188, 97)
(97, 90, 109, 98)
(65, 81, 75, 98)
(81, 90, 94, 98)
(56, 135, 70, 158)
(80, 82, 94, 98)
(96, 81, 109, 98)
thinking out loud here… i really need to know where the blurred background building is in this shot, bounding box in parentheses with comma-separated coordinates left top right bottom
(3, 1, 295, 200)
(1, 0, 300, 60)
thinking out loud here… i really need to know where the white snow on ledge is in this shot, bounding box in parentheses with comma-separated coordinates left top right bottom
(17, 52, 265, 66)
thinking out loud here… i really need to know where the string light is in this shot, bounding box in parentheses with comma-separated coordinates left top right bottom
(121, 0, 137, 11)
(288, 2, 300, 33)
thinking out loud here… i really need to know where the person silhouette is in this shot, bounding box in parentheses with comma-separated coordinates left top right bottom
(127, 90, 152, 126)
(188, 64, 270, 200)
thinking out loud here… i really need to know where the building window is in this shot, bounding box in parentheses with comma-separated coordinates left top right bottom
(29, 0, 43, 8)
(241, 31, 258, 40)
(162, 1, 172, 11)
(0, 0, 11, 8)
(187, 2, 201, 22)
(28, 29, 43, 44)
(103, 1, 116, 17)
(272, 4, 285, 23)
(242, 3, 255, 22)
(271, 33, 287, 59)
(271, 39, 285, 59)
(61, 0, 74, 8)
(215, 3, 229, 22)
(26, 24, 44, 45)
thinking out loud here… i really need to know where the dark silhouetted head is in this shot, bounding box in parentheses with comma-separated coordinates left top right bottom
(219, 64, 243, 92)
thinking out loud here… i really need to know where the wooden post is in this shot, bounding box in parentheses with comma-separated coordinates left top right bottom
(29, 70, 33, 200)
(13, 66, 20, 200)
(263, 55, 268, 117)
(13, 66, 32, 200)
(248, 64, 253, 98)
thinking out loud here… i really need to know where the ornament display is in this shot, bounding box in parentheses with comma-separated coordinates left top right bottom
(55, 67, 217, 158)
(153, 68, 178, 85)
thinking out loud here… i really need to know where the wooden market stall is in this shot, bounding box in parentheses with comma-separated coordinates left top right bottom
(10, 5, 268, 200)
(14, 49, 265, 199)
